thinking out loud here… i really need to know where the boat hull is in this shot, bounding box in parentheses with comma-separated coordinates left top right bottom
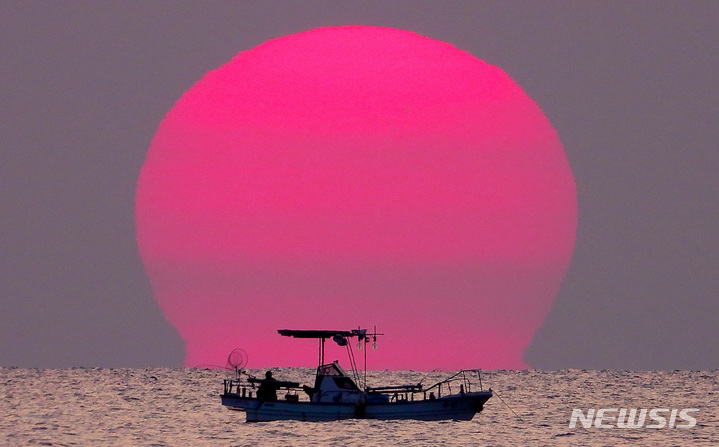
(221, 391, 492, 422)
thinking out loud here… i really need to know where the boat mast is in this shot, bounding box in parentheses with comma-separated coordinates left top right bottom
(278, 329, 357, 368)
(277, 327, 382, 388)
(318, 337, 325, 365)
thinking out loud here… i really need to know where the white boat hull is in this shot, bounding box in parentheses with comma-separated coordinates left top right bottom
(221, 391, 492, 422)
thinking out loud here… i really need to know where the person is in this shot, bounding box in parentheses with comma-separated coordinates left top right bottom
(257, 370, 278, 401)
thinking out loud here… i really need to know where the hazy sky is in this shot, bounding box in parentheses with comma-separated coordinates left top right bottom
(2, 2, 718, 370)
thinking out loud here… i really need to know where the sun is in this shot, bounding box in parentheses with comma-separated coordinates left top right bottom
(136, 25, 576, 370)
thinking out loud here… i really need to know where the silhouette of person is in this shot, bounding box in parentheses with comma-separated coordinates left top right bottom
(257, 370, 278, 401)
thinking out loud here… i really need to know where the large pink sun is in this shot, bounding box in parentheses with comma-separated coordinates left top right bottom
(136, 26, 576, 370)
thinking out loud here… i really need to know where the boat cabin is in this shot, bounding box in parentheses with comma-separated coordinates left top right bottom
(307, 361, 363, 403)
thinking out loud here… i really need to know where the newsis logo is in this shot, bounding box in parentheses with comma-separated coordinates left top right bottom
(569, 408, 699, 429)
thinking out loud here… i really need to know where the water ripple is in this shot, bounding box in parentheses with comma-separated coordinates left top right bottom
(1, 368, 717, 446)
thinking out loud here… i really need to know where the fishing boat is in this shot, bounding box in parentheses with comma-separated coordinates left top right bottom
(220, 328, 492, 422)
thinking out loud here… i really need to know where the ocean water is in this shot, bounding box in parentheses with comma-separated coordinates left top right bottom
(1, 367, 717, 446)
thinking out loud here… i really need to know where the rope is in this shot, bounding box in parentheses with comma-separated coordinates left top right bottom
(492, 388, 523, 422)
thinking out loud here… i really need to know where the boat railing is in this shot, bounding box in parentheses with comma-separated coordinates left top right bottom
(223, 369, 487, 402)
(365, 384, 423, 394)
(223, 375, 303, 400)
(363, 369, 487, 402)
(422, 369, 486, 399)
(223, 378, 244, 396)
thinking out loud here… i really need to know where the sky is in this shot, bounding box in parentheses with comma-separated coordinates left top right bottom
(2, 2, 718, 370)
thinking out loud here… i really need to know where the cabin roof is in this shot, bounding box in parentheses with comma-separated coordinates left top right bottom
(278, 329, 358, 339)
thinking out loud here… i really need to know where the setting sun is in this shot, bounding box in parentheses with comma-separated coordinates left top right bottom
(135, 25, 576, 370)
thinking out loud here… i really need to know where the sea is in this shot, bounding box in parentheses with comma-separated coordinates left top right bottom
(1, 368, 717, 446)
